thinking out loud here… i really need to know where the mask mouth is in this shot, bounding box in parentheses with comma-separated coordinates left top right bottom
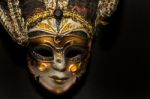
(49, 75, 69, 84)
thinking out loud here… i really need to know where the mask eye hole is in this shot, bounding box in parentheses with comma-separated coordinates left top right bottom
(31, 45, 53, 60)
(65, 46, 86, 58)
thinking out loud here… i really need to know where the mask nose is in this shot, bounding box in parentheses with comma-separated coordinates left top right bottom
(53, 53, 66, 72)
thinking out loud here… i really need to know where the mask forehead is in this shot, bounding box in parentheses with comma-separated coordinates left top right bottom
(28, 15, 93, 38)
(29, 35, 90, 48)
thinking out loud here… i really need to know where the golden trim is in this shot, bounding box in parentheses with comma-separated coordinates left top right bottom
(26, 10, 53, 26)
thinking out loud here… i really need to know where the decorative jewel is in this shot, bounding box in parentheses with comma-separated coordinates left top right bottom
(54, 9, 63, 20)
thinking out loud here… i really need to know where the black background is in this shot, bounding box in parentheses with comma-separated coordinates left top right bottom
(0, 0, 150, 99)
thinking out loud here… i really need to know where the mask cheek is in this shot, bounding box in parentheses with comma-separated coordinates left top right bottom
(68, 64, 80, 73)
(37, 62, 52, 72)
(27, 54, 53, 77)
(67, 61, 87, 77)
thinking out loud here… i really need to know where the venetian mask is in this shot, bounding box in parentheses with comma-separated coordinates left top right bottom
(0, 0, 118, 94)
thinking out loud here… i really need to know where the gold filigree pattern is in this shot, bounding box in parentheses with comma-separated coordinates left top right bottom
(31, 18, 90, 38)
(26, 10, 53, 27)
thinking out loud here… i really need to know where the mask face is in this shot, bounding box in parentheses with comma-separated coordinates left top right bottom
(28, 31, 89, 93)
(27, 17, 92, 94)
(27, 35, 90, 94)
(0, 0, 118, 95)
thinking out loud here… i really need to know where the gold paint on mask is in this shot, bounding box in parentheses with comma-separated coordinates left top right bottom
(55, 87, 63, 94)
(37, 22, 57, 33)
(68, 64, 78, 73)
(38, 62, 50, 71)
(30, 35, 88, 49)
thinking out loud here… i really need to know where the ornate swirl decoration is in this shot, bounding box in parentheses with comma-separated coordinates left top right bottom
(26, 10, 93, 38)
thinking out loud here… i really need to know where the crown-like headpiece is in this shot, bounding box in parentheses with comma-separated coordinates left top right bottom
(0, 0, 118, 45)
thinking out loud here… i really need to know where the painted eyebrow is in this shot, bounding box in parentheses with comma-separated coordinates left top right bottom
(28, 31, 52, 37)
(28, 30, 89, 40)
(66, 31, 88, 38)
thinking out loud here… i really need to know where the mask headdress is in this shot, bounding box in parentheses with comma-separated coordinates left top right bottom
(0, 0, 118, 45)
(0, 0, 28, 45)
